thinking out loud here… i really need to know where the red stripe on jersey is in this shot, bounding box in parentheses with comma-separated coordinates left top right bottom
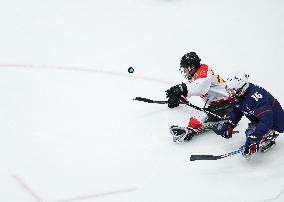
(256, 110, 272, 117)
(193, 64, 208, 80)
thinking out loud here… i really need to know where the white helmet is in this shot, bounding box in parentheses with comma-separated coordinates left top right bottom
(226, 73, 250, 97)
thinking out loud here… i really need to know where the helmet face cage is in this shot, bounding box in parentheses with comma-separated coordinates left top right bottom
(226, 77, 248, 97)
(226, 85, 245, 97)
(179, 66, 196, 81)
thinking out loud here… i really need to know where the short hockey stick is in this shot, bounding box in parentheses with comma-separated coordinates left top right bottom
(189, 146, 245, 161)
(133, 97, 168, 104)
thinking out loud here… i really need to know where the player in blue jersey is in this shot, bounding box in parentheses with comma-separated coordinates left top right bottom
(217, 73, 284, 160)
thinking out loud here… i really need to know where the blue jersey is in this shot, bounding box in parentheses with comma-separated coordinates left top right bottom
(228, 83, 284, 141)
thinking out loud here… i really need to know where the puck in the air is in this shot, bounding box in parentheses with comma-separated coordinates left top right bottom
(128, 67, 134, 73)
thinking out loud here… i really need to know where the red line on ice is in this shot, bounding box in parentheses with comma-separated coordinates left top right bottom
(11, 175, 43, 202)
(56, 187, 138, 202)
(0, 63, 172, 85)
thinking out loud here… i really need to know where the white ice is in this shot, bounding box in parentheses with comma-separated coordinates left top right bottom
(0, 0, 284, 202)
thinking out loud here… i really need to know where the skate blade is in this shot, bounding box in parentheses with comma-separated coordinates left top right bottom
(262, 133, 279, 142)
(260, 141, 276, 153)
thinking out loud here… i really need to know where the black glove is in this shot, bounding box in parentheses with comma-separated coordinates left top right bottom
(214, 121, 233, 139)
(166, 83, 188, 108)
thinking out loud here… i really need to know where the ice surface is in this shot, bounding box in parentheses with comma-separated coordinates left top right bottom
(0, 0, 284, 201)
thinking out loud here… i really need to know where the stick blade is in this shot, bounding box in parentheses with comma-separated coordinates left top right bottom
(133, 97, 153, 103)
(190, 155, 221, 161)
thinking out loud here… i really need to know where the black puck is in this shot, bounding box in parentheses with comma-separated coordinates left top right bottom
(128, 67, 134, 73)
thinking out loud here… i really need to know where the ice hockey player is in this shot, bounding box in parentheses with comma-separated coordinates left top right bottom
(216, 73, 284, 160)
(167, 52, 233, 143)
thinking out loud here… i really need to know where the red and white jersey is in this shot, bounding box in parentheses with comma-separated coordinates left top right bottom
(185, 64, 229, 104)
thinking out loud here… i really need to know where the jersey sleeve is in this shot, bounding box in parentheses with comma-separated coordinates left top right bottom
(187, 64, 212, 97)
(228, 106, 244, 127)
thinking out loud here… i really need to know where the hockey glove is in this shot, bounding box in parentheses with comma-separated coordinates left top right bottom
(166, 83, 188, 108)
(243, 127, 259, 155)
(215, 121, 233, 139)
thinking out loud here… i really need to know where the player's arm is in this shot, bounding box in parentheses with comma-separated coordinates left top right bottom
(228, 106, 244, 126)
(243, 101, 273, 155)
(214, 106, 243, 138)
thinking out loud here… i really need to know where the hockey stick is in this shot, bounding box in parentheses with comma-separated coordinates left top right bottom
(133, 97, 168, 104)
(189, 146, 245, 161)
(134, 97, 228, 121)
